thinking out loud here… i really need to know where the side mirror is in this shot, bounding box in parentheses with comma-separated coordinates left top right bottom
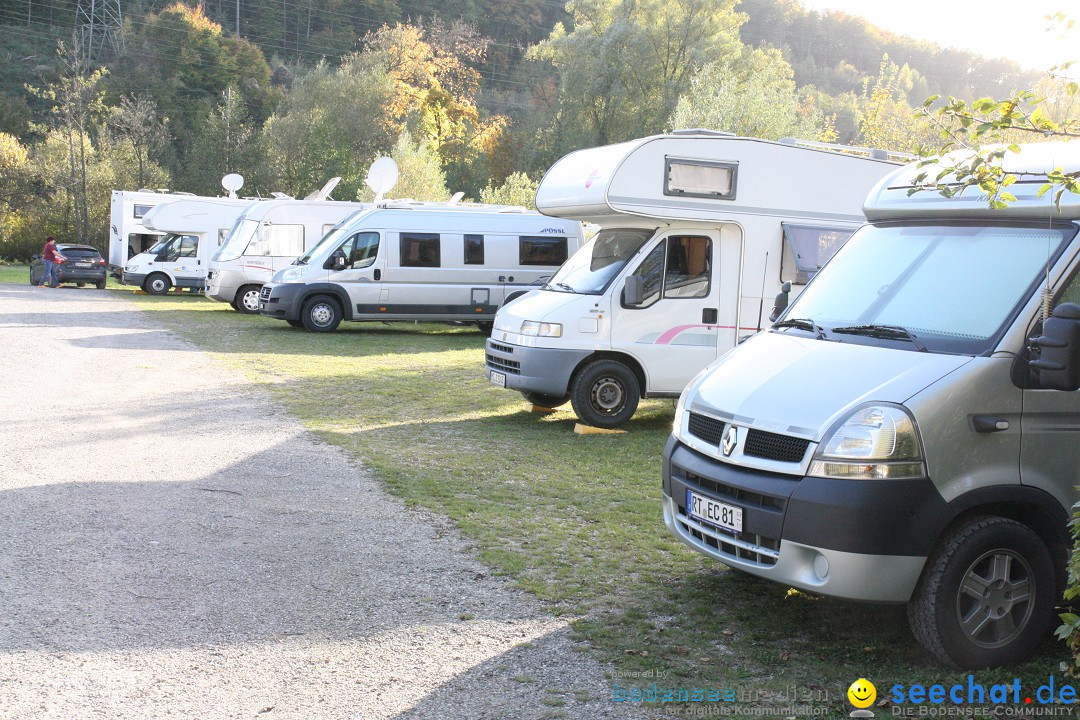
(623, 275, 644, 306)
(769, 281, 791, 322)
(325, 249, 347, 270)
(1031, 303, 1080, 390)
(31, 253, 39, 260)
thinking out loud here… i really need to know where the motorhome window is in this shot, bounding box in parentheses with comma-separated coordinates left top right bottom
(664, 159, 737, 200)
(781, 224, 855, 284)
(664, 236, 711, 298)
(250, 224, 304, 257)
(784, 224, 1074, 355)
(520, 237, 568, 266)
(339, 232, 380, 269)
(133, 204, 153, 219)
(464, 234, 485, 265)
(400, 233, 441, 267)
(178, 235, 198, 257)
(217, 228, 228, 246)
(545, 228, 653, 295)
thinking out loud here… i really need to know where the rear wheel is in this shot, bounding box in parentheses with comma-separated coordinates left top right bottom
(521, 391, 570, 408)
(235, 285, 262, 314)
(76, 282, 85, 287)
(477, 321, 494, 336)
(96, 279, 107, 290)
(907, 515, 1055, 668)
(144, 273, 171, 296)
(29, 268, 35, 285)
(570, 359, 640, 428)
(301, 295, 342, 333)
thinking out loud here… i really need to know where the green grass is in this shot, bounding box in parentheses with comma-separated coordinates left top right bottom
(0, 264, 31, 284)
(48, 286, 1073, 713)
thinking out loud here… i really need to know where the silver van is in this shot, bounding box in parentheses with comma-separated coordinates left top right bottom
(663, 142, 1080, 668)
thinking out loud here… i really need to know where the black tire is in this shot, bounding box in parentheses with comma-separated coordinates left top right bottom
(29, 268, 35, 285)
(301, 295, 342, 333)
(570, 359, 640, 428)
(144, 273, 171, 295)
(96, 279, 107, 290)
(286, 319, 305, 328)
(521, 391, 570, 408)
(76, 282, 85, 288)
(235, 285, 262, 314)
(477, 321, 494, 336)
(907, 515, 1055, 669)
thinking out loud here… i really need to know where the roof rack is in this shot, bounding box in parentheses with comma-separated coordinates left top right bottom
(778, 137, 915, 163)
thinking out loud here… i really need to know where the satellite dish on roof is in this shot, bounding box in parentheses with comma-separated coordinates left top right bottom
(365, 157, 399, 202)
(221, 173, 244, 199)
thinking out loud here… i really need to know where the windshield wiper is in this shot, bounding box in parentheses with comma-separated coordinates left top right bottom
(547, 282, 576, 293)
(832, 324, 928, 352)
(772, 317, 827, 340)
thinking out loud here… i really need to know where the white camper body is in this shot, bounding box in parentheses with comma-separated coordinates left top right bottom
(205, 198, 376, 313)
(484, 132, 902, 427)
(120, 196, 264, 294)
(108, 190, 189, 273)
(258, 204, 584, 332)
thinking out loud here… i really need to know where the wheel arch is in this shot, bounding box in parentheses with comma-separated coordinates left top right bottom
(570, 351, 647, 396)
(297, 283, 352, 320)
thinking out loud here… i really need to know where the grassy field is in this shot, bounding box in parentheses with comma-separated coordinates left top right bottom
(17, 272, 1068, 714)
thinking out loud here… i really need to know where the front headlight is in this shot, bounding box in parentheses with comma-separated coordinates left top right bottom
(673, 392, 688, 435)
(521, 320, 562, 337)
(279, 266, 304, 283)
(809, 404, 925, 480)
(126, 265, 139, 273)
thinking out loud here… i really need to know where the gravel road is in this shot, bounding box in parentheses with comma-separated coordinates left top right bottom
(0, 285, 651, 719)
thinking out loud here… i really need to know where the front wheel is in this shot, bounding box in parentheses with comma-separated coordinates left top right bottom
(521, 391, 570, 408)
(301, 295, 342, 333)
(235, 285, 262, 314)
(144, 273, 171, 296)
(570, 359, 640, 428)
(76, 282, 85, 287)
(907, 515, 1055, 668)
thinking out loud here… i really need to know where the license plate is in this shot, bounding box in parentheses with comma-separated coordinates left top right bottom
(489, 370, 506, 387)
(75, 262, 91, 268)
(687, 490, 743, 532)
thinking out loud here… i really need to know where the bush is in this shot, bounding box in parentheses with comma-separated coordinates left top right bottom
(1056, 500, 1080, 675)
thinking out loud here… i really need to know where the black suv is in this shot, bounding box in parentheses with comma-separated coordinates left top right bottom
(31, 244, 108, 288)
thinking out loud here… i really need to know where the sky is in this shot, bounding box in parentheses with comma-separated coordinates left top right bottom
(795, 0, 1077, 73)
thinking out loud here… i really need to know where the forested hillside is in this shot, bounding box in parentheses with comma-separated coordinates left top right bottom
(0, 0, 1059, 258)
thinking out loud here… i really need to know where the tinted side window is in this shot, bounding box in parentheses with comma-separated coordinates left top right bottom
(340, 232, 380, 269)
(464, 234, 484, 265)
(400, 233, 441, 268)
(629, 242, 665, 307)
(178, 235, 198, 257)
(520, 236, 568, 266)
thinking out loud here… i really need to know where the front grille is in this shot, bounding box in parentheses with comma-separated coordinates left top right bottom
(685, 470, 783, 511)
(486, 354, 520, 375)
(743, 430, 810, 463)
(489, 341, 514, 354)
(687, 412, 724, 445)
(259, 286, 272, 301)
(676, 503, 780, 567)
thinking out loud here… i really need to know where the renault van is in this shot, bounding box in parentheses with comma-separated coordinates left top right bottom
(663, 142, 1080, 668)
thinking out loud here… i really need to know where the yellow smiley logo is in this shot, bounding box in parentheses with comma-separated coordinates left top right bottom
(847, 678, 876, 709)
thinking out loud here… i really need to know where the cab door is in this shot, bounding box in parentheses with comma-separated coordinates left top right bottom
(326, 231, 385, 316)
(156, 234, 204, 286)
(610, 230, 722, 394)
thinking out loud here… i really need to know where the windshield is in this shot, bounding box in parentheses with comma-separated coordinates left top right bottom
(296, 223, 350, 265)
(214, 218, 258, 262)
(780, 224, 1074, 355)
(146, 234, 175, 255)
(545, 228, 654, 294)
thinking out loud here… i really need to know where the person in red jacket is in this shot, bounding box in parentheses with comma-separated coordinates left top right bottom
(39, 236, 65, 288)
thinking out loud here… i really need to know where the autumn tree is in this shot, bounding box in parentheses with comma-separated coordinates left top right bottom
(857, 55, 938, 153)
(107, 95, 170, 189)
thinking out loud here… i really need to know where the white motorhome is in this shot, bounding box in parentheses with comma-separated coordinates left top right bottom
(484, 131, 905, 427)
(258, 204, 584, 332)
(108, 189, 193, 274)
(205, 189, 374, 313)
(121, 196, 264, 295)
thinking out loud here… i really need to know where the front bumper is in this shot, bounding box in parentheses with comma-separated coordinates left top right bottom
(484, 339, 591, 397)
(205, 268, 243, 303)
(662, 437, 950, 603)
(121, 271, 147, 287)
(258, 283, 303, 320)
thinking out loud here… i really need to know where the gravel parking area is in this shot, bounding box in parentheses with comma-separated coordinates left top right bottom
(0, 285, 648, 719)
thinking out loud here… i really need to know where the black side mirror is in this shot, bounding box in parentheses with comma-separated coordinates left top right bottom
(325, 249, 347, 270)
(1031, 303, 1080, 390)
(623, 275, 644, 306)
(769, 281, 792, 322)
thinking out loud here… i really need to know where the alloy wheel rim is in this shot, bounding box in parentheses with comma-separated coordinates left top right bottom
(955, 548, 1034, 648)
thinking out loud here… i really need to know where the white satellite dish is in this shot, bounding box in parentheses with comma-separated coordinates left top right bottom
(221, 173, 245, 199)
(365, 157, 399, 201)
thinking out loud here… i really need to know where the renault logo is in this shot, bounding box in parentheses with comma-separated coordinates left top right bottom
(722, 425, 738, 456)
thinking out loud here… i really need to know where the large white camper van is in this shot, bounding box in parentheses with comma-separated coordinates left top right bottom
(205, 192, 374, 313)
(484, 131, 905, 427)
(108, 189, 191, 274)
(258, 204, 584, 332)
(121, 196, 264, 294)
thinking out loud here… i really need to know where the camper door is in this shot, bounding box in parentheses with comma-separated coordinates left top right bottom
(612, 229, 727, 394)
(327, 230, 385, 312)
(153, 234, 204, 286)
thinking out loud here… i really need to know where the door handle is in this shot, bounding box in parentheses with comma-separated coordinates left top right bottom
(374, 269, 381, 281)
(972, 415, 1010, 433)
(702, 308, 718, 324)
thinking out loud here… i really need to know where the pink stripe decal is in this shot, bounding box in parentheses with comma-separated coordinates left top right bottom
(654, 324, 762, 344)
